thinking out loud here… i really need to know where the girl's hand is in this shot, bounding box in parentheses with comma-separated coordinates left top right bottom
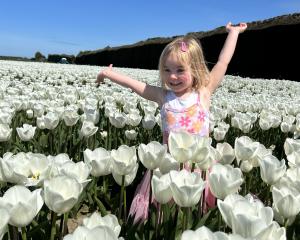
(96, 64, 113, 85)
(226, 22, 247, 33)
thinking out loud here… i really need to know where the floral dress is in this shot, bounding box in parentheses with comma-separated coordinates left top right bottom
(161, 90, 209, 144)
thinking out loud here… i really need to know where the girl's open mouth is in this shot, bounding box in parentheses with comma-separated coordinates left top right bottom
(169, 82, 182, 86)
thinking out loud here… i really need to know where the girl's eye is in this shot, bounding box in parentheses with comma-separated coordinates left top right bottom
(177, 68, 185, 73)
(164, 69, 170, 72)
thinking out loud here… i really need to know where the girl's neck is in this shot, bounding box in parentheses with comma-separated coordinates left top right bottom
(172, 89, 195, 100)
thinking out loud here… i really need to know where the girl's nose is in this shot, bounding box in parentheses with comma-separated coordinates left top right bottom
(170, 73, 177, 79)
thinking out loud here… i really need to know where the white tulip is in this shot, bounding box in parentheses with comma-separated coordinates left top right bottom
(217, 193, 274, 238)
(216, 142, 235, 165)
(272, 185, 300, 219)
(213, 127, 227, 141)
(0, 185, 44, 227)
(33, 103, 45, 117)
(138, 141, 167, 170)
(112, 162, 138, 186)
(272, 202, 296, 226)
(255, 221, 286, 240)
(151, 173, 172, 204)
(59, 161, 91, 187)
(44, 175, 83, 214)
(16, 123, 36, 141)
(0, 152, 29, 184)
(111, 145, 137, 176)
(168, 131, 198, 163)
(239, 160, 253, 173)
(195, 145, 216, 171)
(63, 109, 80, 126)
(83, 212, 121, 237)
(83, 148, 112, 177)
(142, 114, 156, 130)
(126, 112, 142, 127)
(0, 111, 12, 125)
(26, 109, 34, 119)
(284, 138, 300, 156)
(0, 123, 12, 142)
(192, 135, 211, 163)
(125, 129, 138, 140)
(63, 225, 118, 240)
(208, 164, 243, 200)
(36, 115, 46, 129)
(100, 131, 108, 138)
(109, 112, 127, 128)
(287, 150, 300, 168)
(181, 226, 216, 240)
(83, 107, 100, 124)
(44, 111, 60, 129)
(158, 153, 180, 174)
(169, 169, 205, 207)
(258, 155, 286, 185)
(234, 136, 259, 164)
(80, 121, 98, 138)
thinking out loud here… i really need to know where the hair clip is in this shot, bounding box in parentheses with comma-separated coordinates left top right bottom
(181, 41, 188, 52)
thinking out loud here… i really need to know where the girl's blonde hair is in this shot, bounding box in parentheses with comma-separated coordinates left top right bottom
(158, 36, 210, 90)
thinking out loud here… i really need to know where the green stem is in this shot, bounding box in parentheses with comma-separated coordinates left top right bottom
(60, 213, 69, 239)
(123, 186, 127, 223)
(155, 204, 162, 239)
(182, 207, 186, 232)
(19, 226, 27, 240)
(94, 195, 108, 216)
(118, 175, 125, 222)
(50, 212, 58, 240)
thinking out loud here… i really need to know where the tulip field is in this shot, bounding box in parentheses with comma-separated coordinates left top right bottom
(0, 59, 300, 240)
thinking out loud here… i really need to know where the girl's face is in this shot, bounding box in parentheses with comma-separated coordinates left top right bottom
(162, 53, 193, 97)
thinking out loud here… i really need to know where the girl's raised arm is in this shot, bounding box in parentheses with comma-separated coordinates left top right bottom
(96, 64, 164, 105)
(207, 22, 247, 94)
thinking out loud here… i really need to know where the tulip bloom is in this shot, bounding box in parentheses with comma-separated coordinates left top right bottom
(84, 148, 112, 177)
(138, 141, 167, 170)
(217, 193, 275, 238)
(168, 131, 198, 164)
(16, 123, 36, 141)
(158, 153, 180, 175)
(142, 114, 156, 130)
(272, 185, 300, 219)
(44, 111, 60, 130)
(151, 173, 172, 204)
(0, 123, 12, 142)
(216, 142, 235, 165)
(125, 129, 138, 140)
(83, 212, 121, 237)
(80, 121, 98, 138)
(43, 175, 83, 214)
(259, 155, 286, 185)
(0, 185, 44, 227)
(169, 169, 205, 207)
(112, 162, 138, 186)
(111, 145, 137, 176)
(63, 226, 118, 240)
(208, 163, 243, 200)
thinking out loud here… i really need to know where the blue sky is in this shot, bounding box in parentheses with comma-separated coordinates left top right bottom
(0, 0, 299, 58)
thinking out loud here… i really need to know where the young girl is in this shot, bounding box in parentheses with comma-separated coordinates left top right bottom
(96, 22, 247, 222)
